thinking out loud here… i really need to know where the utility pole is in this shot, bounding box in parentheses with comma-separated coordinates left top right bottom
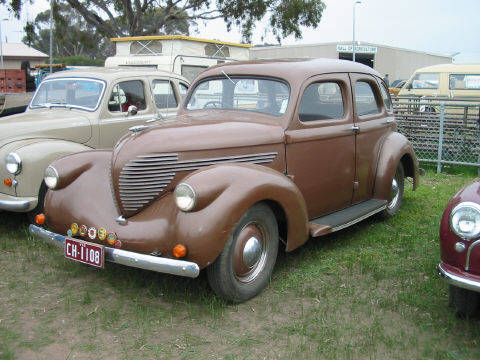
(352, 0, 361, 62)
(49, 0, 53, 73)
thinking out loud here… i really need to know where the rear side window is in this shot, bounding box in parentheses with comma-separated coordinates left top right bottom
(379, 84, 393, 111)
(449, 74, 480, 90)
(410, 72, 439, 89)
(355, 81, 380, 116)
(152, 80, 177, 109)
(299, 82, 344, 122)
(179, 83, 189, 99)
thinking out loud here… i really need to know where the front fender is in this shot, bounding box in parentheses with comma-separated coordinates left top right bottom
(373, 132, 419, 200)
(175, 163, 309, 266)
(14, 140, 93, 197)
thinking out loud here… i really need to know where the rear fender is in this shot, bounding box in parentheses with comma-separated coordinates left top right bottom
(175, 163, 309, 267)
(373, 132, 419, 200)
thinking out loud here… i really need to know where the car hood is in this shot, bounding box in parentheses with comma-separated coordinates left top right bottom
(111, 110, 286, 216)
(0, 108, 92, 149)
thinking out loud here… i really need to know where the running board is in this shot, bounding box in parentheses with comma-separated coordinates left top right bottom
(308, 199, 387, 237)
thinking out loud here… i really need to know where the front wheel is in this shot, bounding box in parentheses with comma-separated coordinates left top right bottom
(449, 285, 480, 318)
(207, 203, 279, 302)
(379, 163, 404, 219)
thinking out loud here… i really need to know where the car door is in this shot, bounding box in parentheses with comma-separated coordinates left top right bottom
(99, 79, 153, 148)
(285, 73, 356, 219)
(350, 73, 393, 204)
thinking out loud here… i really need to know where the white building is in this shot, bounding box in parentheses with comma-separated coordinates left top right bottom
(1, 43, 48, 69)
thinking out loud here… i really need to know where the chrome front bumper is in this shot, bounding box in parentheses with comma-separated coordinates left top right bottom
(0, 193, 37, 212)
(438, 263, 480, 293)
(29, 224, 200, 278)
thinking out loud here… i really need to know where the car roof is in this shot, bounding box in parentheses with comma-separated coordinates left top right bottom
(45, 66, 190, 83)
(196, 58, 381, 83)
(413, 63, 480, 73)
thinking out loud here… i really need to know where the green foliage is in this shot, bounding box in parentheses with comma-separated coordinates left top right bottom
(11, 0, 326, 42)
(52, 56, 105, 66)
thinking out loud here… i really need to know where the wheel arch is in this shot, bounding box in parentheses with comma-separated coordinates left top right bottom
(176, 163, 310, 267)
(373, 132, 419, 200)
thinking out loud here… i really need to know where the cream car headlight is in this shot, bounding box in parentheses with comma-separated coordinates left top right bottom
(174, 183, 197, 212)
(450, 202, 480, 240)
(44, 165, 59, 190)
(5, 152, 22, 175)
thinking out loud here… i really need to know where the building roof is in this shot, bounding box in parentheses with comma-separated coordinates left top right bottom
(251, 41, 452, 59)
(199, 58, 381, 83)
(1, 42, 48, 58)
(110, 35, 252, 48)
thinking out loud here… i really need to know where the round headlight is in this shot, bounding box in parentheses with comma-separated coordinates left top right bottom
(5, 152, 22, 175)
(174, 183, 197, 212)
(450, 202, 480, 240)
(44, 165, 59, 190)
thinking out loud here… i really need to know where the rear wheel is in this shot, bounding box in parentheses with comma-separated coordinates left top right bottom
(449, 285, 480, 318)
(379, 163, 404, 219)
(207, 203, 279, 302)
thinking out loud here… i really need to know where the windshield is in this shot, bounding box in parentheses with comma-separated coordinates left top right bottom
(31, 78, 106, 111)
(186, 77, 290, 117)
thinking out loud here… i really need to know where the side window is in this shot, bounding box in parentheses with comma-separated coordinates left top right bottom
(379, 83, 393, 111)
(355, 81, 380, 116)
(108, 80, 146, 113)
(299, 82, 344, 122)
(179, 83, 188, 100)
(152, 80, 177, 109)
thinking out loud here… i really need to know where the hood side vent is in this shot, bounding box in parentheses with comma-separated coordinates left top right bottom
(118, 152, 277, 214)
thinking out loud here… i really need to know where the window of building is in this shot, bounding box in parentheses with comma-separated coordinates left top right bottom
(204, 43, 230, 58)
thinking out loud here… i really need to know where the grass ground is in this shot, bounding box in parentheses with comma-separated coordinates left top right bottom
(1, 170, 480, 359)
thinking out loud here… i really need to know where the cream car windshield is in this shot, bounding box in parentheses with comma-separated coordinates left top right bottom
(186, 77, 290, 117)
(31, 78, 105, 111)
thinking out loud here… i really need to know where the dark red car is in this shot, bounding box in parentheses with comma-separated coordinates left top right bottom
(438, 178, 480, 317)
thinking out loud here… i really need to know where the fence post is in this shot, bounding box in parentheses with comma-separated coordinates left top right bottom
(437, 103, 445, 173)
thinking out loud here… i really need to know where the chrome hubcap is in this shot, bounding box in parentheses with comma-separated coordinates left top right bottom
(388, 178, 400, 210)
(243, 236, 262, 268)
(233, 223, 268, 283)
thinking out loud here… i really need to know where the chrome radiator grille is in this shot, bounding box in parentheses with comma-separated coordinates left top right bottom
(118, 152, 277, 213)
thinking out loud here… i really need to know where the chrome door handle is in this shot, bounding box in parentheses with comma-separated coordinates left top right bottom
(386, 118, 395, 123)
(351, 125, 359, 131)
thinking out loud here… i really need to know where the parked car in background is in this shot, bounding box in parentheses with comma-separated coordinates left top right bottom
(30, 59, 419, 302)
(389, 79, 406, 96)
(0, 67, 189, 218)
(438, 178, 480, 317)
(399, 63, 480, 100)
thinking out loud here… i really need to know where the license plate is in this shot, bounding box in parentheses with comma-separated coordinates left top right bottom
(65, 237, 104, 269)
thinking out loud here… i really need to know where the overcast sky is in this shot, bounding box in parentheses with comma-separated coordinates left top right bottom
(1, 0, 479, 62)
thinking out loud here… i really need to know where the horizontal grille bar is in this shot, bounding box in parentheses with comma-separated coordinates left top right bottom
(117, 152, 277, 214)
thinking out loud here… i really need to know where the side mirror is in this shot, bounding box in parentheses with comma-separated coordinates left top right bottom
(127, 105, 138, 116)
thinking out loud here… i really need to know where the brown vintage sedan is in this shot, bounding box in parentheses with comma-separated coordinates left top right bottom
(30, 59, 419, 302)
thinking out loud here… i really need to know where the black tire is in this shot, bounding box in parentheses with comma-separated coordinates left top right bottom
(207, 203, 279, 302)
(379, 163, 404, 219)
(449, 285, 480, 318)
(26, 182, 47, 223)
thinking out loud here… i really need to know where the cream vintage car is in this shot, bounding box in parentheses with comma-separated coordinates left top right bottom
(0, 67, 189, 218)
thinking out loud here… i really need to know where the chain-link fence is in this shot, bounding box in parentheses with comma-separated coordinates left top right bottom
(393, 96, 480, 174)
